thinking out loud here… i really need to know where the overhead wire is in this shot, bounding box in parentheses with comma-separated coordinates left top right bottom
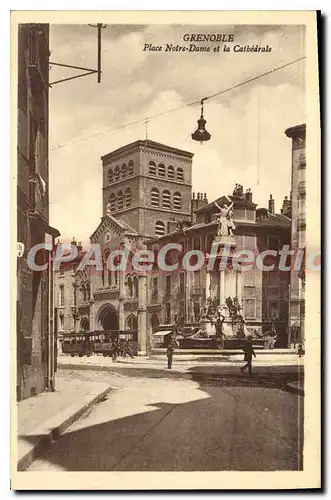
(50, 56, 306, 152)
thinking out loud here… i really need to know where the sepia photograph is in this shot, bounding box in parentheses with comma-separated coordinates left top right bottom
(12, 10, 320, 490)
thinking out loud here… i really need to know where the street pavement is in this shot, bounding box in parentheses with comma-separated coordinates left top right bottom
(28, 366, 303, 471)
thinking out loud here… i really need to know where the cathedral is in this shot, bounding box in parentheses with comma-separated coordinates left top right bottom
(57, 140, 195, 354)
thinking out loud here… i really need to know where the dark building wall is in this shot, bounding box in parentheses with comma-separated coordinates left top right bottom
(285, 124, 306, 345)
(17, 23, 50, 401)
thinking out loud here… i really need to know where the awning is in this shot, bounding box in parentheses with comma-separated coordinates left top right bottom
(153, 330, 172, 337)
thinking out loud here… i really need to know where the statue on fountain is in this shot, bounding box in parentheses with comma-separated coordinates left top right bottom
(214, 198, 236, 237)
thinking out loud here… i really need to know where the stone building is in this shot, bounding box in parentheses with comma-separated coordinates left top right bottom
(16, 23, 59, 400)
(102, 140, 193, 238)
(54, 239, 86, 336)
(146, 186, 291, 348)
(285, 124, 306, 345)
(64, 140, 196, 353)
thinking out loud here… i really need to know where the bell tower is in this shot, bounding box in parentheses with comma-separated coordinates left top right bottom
(101, 139, 193, 238)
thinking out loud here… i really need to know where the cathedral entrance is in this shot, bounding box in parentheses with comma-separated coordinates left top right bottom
(80, 317, 90, 332)
(97, 304, 119, 331)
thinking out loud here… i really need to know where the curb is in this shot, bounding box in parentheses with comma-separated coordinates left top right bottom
(284, 382, 304, 397)
(17, 386, 112, 471)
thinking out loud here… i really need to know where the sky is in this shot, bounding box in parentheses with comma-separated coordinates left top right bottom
(49, 23, 306, 245)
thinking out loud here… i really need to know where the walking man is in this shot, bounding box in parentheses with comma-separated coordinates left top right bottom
(167, 342, 174, 369)
(240, 335, 256, 376)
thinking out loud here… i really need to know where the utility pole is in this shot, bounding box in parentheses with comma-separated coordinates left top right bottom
(88, 23, 107, 83)
(50, 24, 106, 86)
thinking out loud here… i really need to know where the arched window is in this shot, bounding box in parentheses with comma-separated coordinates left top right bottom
(81, 284, 86, 302)
(114, 166, 120, 181)
(193, 237, 201, 250)
(109, 193, 116, 212)
(150, 187, 160, 207)
(117, 190, 124, 210)
(107, 168, 113, 184)
(126, 276, 133, 297)
(149, 161, 156, 176)
(102, 250, 110, 287)
(125, 187, 132, 207)
(167, 165, 175, 180)
(86, 283, 90, 301)
(158, 163, 166, 177)
(128, 160, 134, 176)
(173, 191, 182, 211)
(121, 163, 127, 179)
(162, 190, 171, 209)
(177, 167, 184, 182)
(155, 220, 165, 237)
(125, 314, 138, 331)
(132, 275, 139, 298)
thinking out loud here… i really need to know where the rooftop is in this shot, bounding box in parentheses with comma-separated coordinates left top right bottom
(285, 123, 306, 139)
(101, 139, 194, 162)
(195, 193, 257, 214)
(146, 212, 290, 245)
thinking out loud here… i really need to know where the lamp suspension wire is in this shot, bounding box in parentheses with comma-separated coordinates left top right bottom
(50, 56, 306, 152)
(256, 85, 261, 186)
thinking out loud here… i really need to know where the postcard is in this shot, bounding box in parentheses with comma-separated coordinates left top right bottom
(11, 10, 320, 490)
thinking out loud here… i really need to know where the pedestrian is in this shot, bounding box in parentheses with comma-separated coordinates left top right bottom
(298, 344, 304, 358)
(240, 335, 256, 376)
(167, 342, 174, 369)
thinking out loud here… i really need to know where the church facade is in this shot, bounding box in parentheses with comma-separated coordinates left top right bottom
(70, 140, 196, 353)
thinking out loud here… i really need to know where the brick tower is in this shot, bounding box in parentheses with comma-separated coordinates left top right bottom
(101, 139, 193, 238)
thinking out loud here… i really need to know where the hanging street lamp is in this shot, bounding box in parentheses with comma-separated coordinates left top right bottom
(191, 98, 211, 144)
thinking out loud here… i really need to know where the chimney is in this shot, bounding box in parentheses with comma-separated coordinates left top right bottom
(71, 237, 77, 247)
(77, 241, 83, 252)
(281, 195, 291, 214)
(192, 192, 195, 199)
(204, 193, 207, 200)
(245, 188, 252, 203)
(268, 194, 275, 214)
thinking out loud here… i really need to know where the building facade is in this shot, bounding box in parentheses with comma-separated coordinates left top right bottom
(59, 140, 196, 353)
(54, 239, 86, 336)
(146, 186, 291, 348)
(285, 124, 306, 345)
(70, 216, 148, 352)
(16, 23, 59, 401)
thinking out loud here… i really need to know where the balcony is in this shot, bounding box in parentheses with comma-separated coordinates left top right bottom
(191, 285, 203, 297)
(298, 152, 306, 170)
(298, 181, 306, 196)
(297, 213, 306, 231)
